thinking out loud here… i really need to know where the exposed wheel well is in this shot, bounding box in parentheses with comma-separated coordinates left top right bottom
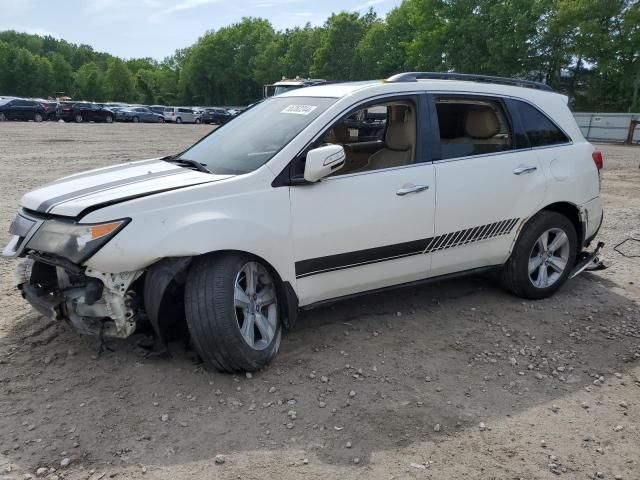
(541, 202, 583, 248)
(141, 251, 298, 345)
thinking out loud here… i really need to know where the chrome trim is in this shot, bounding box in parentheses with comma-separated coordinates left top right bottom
(513, 166, 538, 175)
(396, 184, 429, 196)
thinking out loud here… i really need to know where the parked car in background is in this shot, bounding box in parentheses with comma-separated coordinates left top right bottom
(56, 102, 115, 123)
(117, 107, 165, 123)
(0, 98, 48, 122)
(163, 107, 200, 124)
(149, 105, 166, 115)
(201, 107, 233, 125)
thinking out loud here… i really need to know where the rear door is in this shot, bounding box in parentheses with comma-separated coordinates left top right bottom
(429, 94, 547, 276)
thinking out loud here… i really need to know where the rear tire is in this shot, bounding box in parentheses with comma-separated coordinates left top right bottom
(34, 113, 43, 122)
(0, 113, 6, 121)
(185, 253, 282, 373)
(157, 117, 164, 123)
(176, 117, 182, 124)
(74, 113, 83, 123)
(105, 115, 113, 123)
(132, 116, 139, 123)
(195, 118, 202, 124)
(501, 211, 577, 300)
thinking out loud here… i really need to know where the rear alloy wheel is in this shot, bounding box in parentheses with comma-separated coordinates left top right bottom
(34, 113, 43, 122)
(195, 118, 202, 124)
(185, 253, 282, 372)
(176, 117, 182, 124)
(501, 211, 577, 300)
(105, 115, 113, 123)
(132, 116, 139, 123)
(74, 113, 83, 123)
(157, 116, 164, 123)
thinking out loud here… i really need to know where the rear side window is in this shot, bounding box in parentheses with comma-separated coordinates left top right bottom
(435, 97, 513, 160)
(178, 108, 191, 113)
(512, 101, 570, 147)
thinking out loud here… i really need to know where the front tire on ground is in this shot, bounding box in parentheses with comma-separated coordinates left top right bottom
(501, 211, 577, 300)
(185, 253, 282, 372)
(74, 113, 83, 123)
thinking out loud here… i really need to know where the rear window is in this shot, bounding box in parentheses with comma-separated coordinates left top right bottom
(180, 96, 336, 174)
(435, 97, 513, 160)
(512, 100, 570, 147)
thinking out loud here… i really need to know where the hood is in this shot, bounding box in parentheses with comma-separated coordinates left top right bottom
(21, 158, 233, 218)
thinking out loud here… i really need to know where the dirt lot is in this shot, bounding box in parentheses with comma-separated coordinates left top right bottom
(0, 122, 639, 480)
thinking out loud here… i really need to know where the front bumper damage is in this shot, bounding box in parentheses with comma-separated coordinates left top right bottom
(16, 255, 143, 338)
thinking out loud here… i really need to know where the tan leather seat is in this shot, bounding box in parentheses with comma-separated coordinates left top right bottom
(445, 108, 507, 145)
(367, 105, 415, 170)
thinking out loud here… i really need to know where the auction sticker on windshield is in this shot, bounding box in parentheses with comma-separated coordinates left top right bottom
(281, 105, 318, 115)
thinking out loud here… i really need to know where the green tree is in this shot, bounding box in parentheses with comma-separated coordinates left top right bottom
(106, 57, 134, 101)
(73, 62, 106, 100)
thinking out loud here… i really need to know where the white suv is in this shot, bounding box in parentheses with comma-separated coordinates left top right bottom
(3, 72, 604, 372)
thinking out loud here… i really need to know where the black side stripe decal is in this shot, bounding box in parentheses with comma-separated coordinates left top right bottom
(295, 218, 520, 278)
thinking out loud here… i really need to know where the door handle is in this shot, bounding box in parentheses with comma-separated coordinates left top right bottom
(513, 166, 537, 175)
(396, 184, 429, 196)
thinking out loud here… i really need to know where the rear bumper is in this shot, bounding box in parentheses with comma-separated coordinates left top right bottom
(580, 196, 603, 248)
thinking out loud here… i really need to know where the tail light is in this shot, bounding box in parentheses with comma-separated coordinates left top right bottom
(592, 150, 603, 171)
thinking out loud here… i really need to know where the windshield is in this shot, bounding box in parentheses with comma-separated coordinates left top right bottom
(273, 84, 304, 96)
(179, 96, 336, 174)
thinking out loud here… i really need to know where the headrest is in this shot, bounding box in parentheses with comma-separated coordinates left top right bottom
(464, 108, 500, 139)
(385, 105, 415, 151)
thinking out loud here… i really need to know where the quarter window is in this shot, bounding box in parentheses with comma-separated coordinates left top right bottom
(513, 101, 570, 147)
(435, 98, 513, 160)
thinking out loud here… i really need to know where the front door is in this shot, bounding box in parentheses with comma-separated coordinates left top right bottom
(289, 96, 436, 306)
(429, 94, 547, 276)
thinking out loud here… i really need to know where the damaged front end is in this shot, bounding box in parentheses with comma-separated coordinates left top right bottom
(16, 255, 143, 338)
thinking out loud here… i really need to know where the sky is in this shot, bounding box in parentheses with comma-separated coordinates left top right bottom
(0, 0, 403, 60)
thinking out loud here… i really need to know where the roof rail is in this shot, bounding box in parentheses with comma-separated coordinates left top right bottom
(385, 72, 553, 92)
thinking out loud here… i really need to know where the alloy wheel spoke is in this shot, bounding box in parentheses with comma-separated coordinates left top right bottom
(240, 313, 255, 346)
(254, 311, 274, 342)
(548, 255, 567, 273)
(548, 231, 568, 253)
(536, 264, 549, 288)
(234, 284, 250, 309)
(529, 255, 543, 274)
(537, 231, 549, 252)
(244, 264, 257, 295)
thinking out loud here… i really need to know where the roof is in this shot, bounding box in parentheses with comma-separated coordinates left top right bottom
(278, 78, 562, 103)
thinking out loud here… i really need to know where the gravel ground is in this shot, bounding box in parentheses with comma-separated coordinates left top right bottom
(0, 122, 639, 480)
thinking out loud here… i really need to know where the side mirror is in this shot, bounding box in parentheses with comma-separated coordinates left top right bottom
(304, 144, 346, 182)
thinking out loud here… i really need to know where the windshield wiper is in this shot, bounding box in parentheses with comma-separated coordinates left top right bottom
(161, 155, 212, 174)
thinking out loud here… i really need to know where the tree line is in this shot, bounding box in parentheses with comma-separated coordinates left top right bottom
(0, 0, 638, 111)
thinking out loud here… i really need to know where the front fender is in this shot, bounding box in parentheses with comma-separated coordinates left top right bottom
(83, 178, 295, 284)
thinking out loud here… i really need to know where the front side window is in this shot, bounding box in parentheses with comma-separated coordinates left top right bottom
(513, 100, 570, 147)
(315, 99, 416, 176)
(436, 98, 513, 160)
(179, 96, 336, 174)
